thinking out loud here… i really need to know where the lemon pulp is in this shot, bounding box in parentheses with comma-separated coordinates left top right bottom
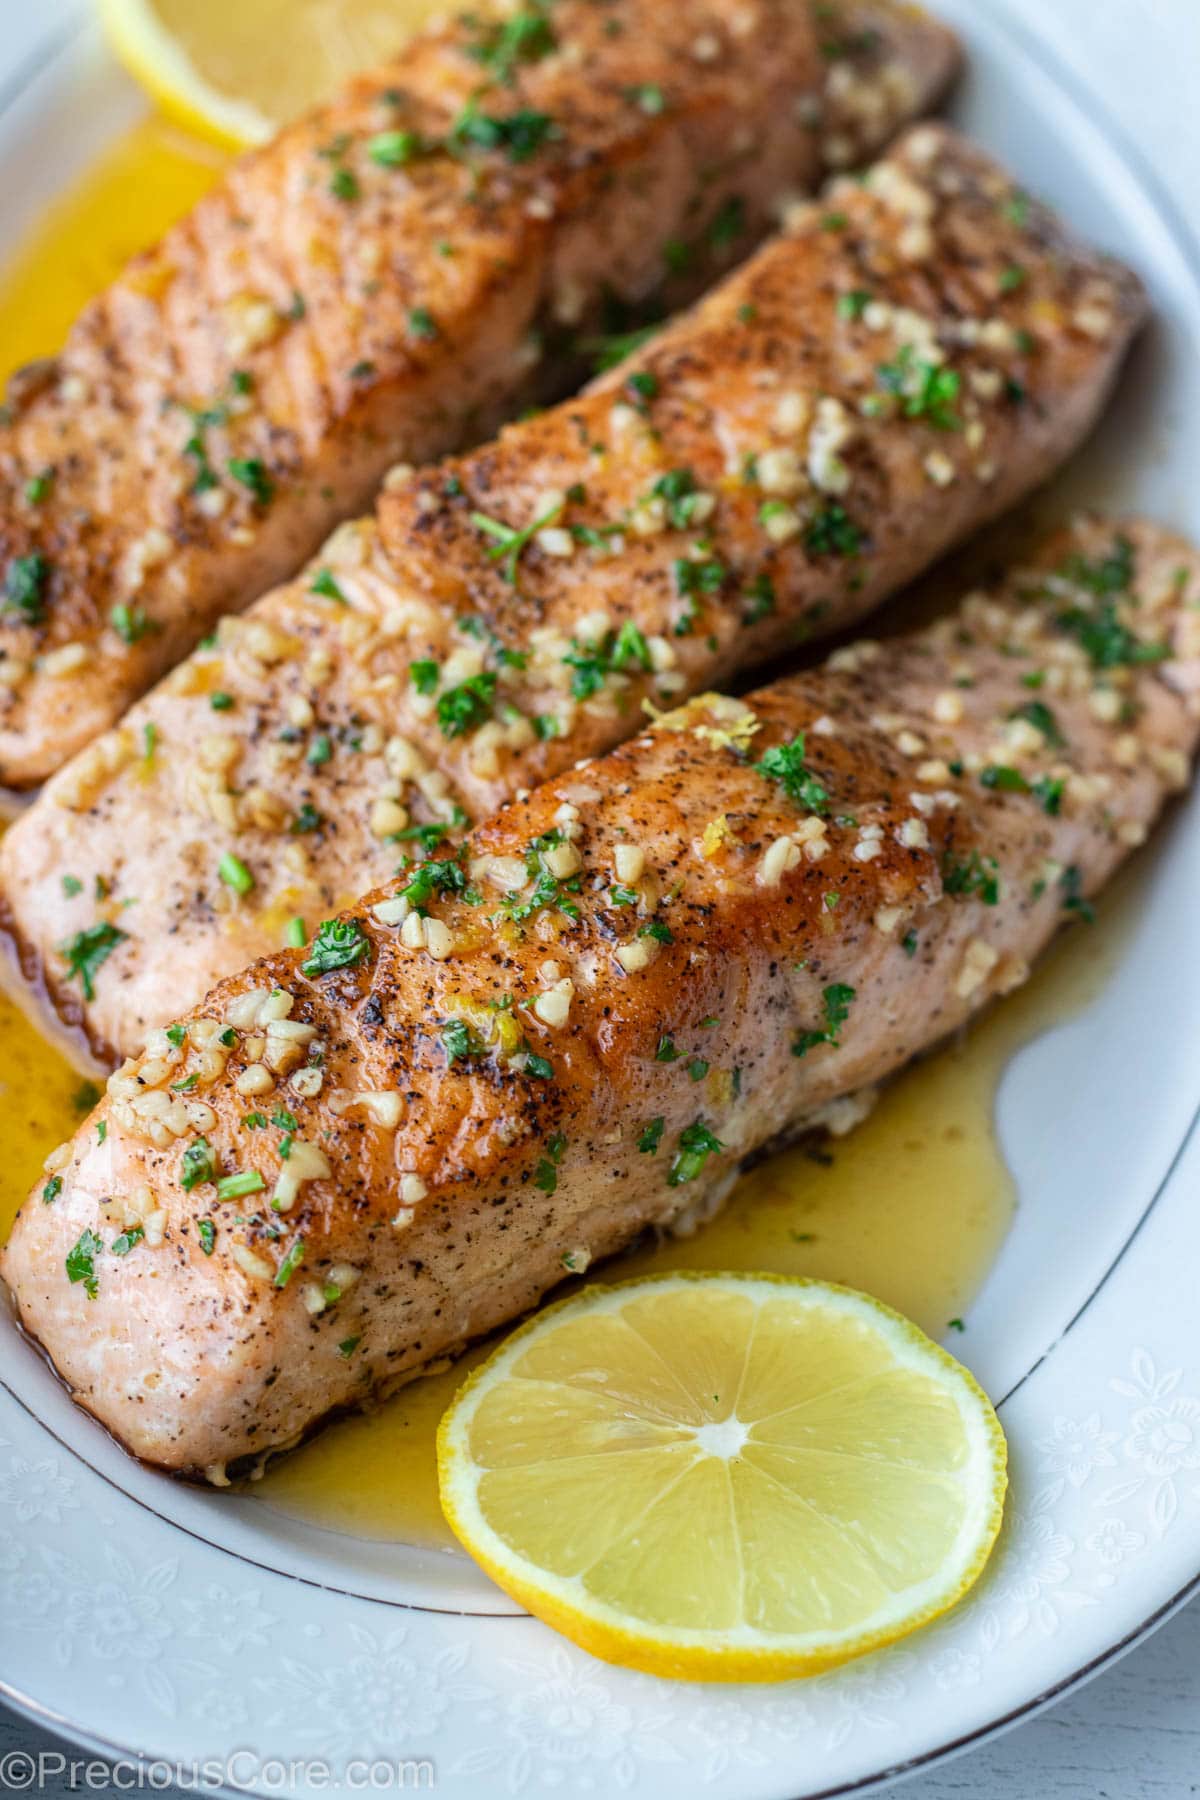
(99, 0, 447, 146)
(438, 1274, 1007, 1681)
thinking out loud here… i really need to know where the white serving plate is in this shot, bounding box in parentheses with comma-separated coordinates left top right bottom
(2, 1, 1200, 1792)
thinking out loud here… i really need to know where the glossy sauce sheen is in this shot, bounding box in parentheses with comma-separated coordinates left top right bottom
(0, 116, 1123, 1550)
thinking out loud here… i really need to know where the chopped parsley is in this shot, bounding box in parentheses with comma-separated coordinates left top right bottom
(707, 196, 745, 250)
(451, 101, 558, 162)
(110, 602, 155, 645)
(534, 1131, 568, 1193)
(437, 671, 498, 738)
(979, 765, 1064, 815)
(4, 552, 49, 622)
(792, 983, 856, 1058)
(837, 289, 872, 320)
(1060, 864, 1095, 924)
(408, 306, 439, 342)
(399, 855, 479, 911)
(876, 345, 961, 429)
(59, 922, 127, 1001)
(742, 573, 775, 624)
(111, 1225, 144, 1257)
(756, 733, 829, 814)
(197, 1218, 216, 1255)
(301, 918, 371, 977)
(638, 1116, 665, 1154)
(24, 467, 54, 504)
(471, 498, 564, 582)
(943, 849, 1000, 905)
(497, 829, 581, 926)
(465, 2, 556, 81)
(228, 457, 273, 506)
(1008, 699, 1064, 746)
(367, 129, 426, 167)
(66, 1228, 104, 1298)
(310, 568, 348, 603)
(667, 1120, 724, 1187)
(563, 619, 651, 699)
(42, 1176, 62, 1204)
(804, 503, 866, 559)
(441, 1017, 485, 1065)
(61, 874, 83, 898)
(180, 1138, 216, 1192)
(582, 322, 661, 373)
(655, 1035, 679, 1063)
(651, 467, 706, 529)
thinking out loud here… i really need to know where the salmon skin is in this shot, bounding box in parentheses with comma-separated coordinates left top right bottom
(0, 125, 1146, 1062)
(2, 516, 1197, 1478)
(0, 0, 958, 790)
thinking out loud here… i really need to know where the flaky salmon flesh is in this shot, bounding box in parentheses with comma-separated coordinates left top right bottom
(2, 516, 1197, 1478)
(0, 124, 1146, 1061)
(0, 0, 957, 789)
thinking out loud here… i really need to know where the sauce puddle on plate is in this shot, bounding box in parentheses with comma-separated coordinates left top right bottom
(0, 120, 1133, 1554)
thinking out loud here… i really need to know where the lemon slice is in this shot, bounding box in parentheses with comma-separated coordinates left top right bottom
(438, 1273, 1007, 1680)
(98, 0, 446, 148)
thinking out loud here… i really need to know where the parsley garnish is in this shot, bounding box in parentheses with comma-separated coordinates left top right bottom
(667, 1120, 724, 1186)
(638, 1116, 665, 1154)
(943, 849, 1000, 905)
(451, 102, 557, 162)
(876, 345, 961, 429)
(4, 552, 49, 622)
(110, 602, 155, 645)
(310, 568, 347, 603)
(563, 620, 652, 699)
(471, 498, 564, 582)
(792, 983, 856, 1057)
(1060, 864, 1095, 924)
(59, 922, 127, 1001)
(197, 1218, 216, 1256)
(180, 1138, 215, 1191)
(301, 918, 371, 977)
(66, 1228, 104, 1298)
(441, 1018, 485, 1065)
(756, 734, 829, 814)
(437, 671, 498, 738)
(534, 1131, 568, 1193)
(1008, 699, 1064, 746)
(804, 503, 866, 558)
(228, 458, 273, 507)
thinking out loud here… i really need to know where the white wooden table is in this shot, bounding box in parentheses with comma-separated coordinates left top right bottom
(2, 1, 1198, 1794)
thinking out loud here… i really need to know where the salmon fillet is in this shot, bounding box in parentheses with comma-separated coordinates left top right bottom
(3, 515, 1197, 1477)
(0, 0, 958, 791)
(0, 125, 1146, 1061)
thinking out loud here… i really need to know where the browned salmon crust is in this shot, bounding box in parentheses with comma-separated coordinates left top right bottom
(0, 124, 1145, 1062)
(0, 0, 958, 790)
(2, 516, 1197, 1477)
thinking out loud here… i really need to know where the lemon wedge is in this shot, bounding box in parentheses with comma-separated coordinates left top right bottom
(97, 0, 445, 148)
(438, 1273, 1007, 1681)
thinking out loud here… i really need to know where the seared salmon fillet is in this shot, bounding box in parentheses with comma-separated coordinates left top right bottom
(3, 516, 1197, 1477)
(0, 125, 1146, 1060)
(0, 0, 958, 790)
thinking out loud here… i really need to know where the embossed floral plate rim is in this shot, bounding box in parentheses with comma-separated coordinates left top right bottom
(3, 0, 1200, 1793)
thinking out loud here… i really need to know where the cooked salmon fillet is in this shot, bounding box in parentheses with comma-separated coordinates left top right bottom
(0, 125, 1146, 1061)
(0, 0, 958, 791)
(3, 515, 1197, 1477)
